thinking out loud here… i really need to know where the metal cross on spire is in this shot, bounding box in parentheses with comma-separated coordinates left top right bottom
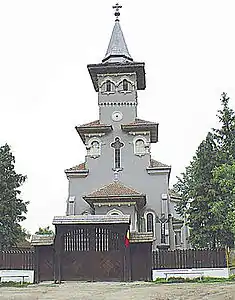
(113, 3, 122, 21)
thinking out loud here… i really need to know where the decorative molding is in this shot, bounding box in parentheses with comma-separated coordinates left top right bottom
(98, 72, 136, 78)
(99, 102, 137, 107)
(66, 171, 89, 179)
(107, 208, 124, 216)
(84, 133, 105, 138)
(147, 168, 171, 175)
(93, 201, 137, 207)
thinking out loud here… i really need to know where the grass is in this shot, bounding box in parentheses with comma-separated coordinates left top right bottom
(0, 281, 30, 288)
(154, 275, 235, 284)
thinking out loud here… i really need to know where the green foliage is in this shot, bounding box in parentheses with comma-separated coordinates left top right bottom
(154, 276, 235, 284)
(0, 144, 28, 249)
(174, 93, 235, 248)
(35, 226, 54, 235)
(0, 281, 30, 288)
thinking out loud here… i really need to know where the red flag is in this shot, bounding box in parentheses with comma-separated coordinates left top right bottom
(124, 230, 130, 247)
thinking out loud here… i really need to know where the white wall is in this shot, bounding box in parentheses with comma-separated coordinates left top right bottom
(0, 270, 34, 283)
(153, 268, 230, 280)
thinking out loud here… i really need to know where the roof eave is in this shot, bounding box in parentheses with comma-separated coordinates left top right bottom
(87, 62, 146, 91)
(83, 195, 146, 209)
(65, 169, 89, 174)
(83, 194, 145, 201)
(122, 123, 159, 143)
(75, 125, 113, 144)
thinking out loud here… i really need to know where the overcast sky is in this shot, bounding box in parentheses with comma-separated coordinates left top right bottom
(0, 0, 234, 234)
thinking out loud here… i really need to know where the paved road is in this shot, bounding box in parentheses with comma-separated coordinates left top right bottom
(0, 281, 235, 300)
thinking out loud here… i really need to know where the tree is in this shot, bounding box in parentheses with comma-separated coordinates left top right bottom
(212, 163, 235, 235)
(35, 226, 54, 235)
(0, 144, 28, 249)
(175, 93, 235, 248)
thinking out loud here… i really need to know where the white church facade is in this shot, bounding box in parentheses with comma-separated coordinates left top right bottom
(63, 4, 189, 250)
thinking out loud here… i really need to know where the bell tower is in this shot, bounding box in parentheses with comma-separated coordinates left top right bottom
(87, 3, 146, 126)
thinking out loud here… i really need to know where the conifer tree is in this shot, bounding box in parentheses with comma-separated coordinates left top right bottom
(0, 144, 28, 249)
(175, 93, 235, 248)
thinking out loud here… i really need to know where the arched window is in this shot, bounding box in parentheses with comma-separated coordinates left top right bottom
(135, 139, 145, 154)
(87, 139, 101, 158)
(133, 137, 147, 156)
(144, 211, 156, 237)
(123, 79, 128, 91)
(106, 80, 112, 92)
(146, 213, 154, 232)
(117, 79, 133, 93)
(100, 80, 115, 94)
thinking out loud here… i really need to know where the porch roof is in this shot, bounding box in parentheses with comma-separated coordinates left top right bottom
(53, 215, 130, 225)
(31, 234, 55, 246)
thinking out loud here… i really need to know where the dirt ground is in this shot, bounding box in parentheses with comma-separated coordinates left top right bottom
(0, 281, 235, 300)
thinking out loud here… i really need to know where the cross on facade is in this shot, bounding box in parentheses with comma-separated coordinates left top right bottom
(112, 3, 122, 21)
(111, 137, 124, 170)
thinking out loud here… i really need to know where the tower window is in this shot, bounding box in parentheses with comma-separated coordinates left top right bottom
(111, 137, 124, 170)
(117, 79, 133, 93)
(100, 80, 115, 94)
(106, 80, 112, 92)
(123, 79, 128, 91)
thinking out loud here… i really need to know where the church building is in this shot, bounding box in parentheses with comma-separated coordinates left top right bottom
(63, 4, 188, 250)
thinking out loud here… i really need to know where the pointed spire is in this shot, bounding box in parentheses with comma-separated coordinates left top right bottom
(102, 3, 133, 64)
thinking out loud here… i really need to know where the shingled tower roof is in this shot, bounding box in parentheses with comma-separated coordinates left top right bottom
(102, 20, 133, 64)
(102, 3, 133, 64)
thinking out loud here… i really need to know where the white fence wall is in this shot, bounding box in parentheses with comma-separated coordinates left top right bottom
(0, 270, 34, 283)
(153, 268, 230, 280)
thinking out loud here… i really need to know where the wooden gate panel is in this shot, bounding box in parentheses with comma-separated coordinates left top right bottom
(130, 243, 152, 281)
(59, 224, 127, 281)
(92, 251, 123, 281)
(37, 246, 54, 282)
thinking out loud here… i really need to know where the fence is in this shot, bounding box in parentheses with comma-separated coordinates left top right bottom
(0, 249, 35, 270)
(152, 249, 227, 269)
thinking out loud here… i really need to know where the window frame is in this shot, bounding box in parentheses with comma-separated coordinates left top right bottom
(87, 137, 102, 158)
(144, 211, 156, 237)
(133, 136, 148, 156)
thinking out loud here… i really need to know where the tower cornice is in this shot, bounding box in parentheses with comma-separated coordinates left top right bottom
(87, 62, 146, 91)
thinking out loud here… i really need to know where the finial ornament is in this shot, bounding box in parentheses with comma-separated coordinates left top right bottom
(113, 3, 122, 21)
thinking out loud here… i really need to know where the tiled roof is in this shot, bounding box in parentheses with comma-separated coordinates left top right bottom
(65, 162, 87, 172)
(84, 181, 144, 198)
(31, 234, 55, 246)
(122, 119, 158, 143)
(149, 159, 171, 169)
(78, 120, 105, 128)
(125, 118, 158, 126)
